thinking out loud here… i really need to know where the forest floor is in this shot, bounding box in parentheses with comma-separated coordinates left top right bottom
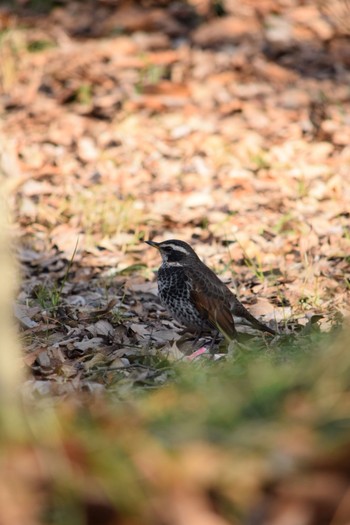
(2, 0, 349, 394)
(1, 1, 350, 523)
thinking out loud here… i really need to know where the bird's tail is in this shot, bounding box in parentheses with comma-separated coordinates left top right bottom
(231, 303, 276, 335)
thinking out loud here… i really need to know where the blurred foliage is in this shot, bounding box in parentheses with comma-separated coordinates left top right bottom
(4, 323, 349, 524)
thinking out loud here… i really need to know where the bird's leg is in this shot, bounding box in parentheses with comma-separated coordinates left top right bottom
(191, 331, 203, 349)
(208, 330, 219, 356)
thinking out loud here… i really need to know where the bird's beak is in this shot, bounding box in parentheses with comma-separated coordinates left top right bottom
(145, 240, 160, 250)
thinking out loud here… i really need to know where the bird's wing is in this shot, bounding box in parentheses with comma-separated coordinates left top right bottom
(187, 267, 237, 340)
(188, 264, 276, 336)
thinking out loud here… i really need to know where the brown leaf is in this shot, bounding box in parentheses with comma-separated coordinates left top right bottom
(129, 323, 150, 338)
(87, 320, 114, 337)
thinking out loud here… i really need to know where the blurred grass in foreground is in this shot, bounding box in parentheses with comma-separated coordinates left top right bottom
(0, 137, 23, 437)
(3, 323, 350, 525)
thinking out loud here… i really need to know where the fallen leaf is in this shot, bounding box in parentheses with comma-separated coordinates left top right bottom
(129, 323, 150, 338)
(87, 320, 114, 337)
(74, 338, 104, 351)
(14, 304, 39, 329)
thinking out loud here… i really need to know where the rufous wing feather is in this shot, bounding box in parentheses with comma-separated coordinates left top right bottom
(190, 286, 237, 340)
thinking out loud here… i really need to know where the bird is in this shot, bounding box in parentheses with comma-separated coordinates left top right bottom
(145, 239, 276, 344)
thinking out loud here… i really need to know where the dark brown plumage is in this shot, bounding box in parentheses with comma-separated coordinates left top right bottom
(146, 239, 276, 340)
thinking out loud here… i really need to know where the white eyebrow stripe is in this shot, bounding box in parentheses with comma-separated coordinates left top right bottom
(161, 243, 189, 254)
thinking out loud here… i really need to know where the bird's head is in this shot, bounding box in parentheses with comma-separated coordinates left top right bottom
(145, 239, 199, 264)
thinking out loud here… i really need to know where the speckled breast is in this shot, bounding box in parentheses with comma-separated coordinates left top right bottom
(157, 265, 210, 332)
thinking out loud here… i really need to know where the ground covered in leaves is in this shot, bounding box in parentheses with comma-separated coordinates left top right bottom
(1, 1, 350, 523)
(1, 0, 349, 393)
